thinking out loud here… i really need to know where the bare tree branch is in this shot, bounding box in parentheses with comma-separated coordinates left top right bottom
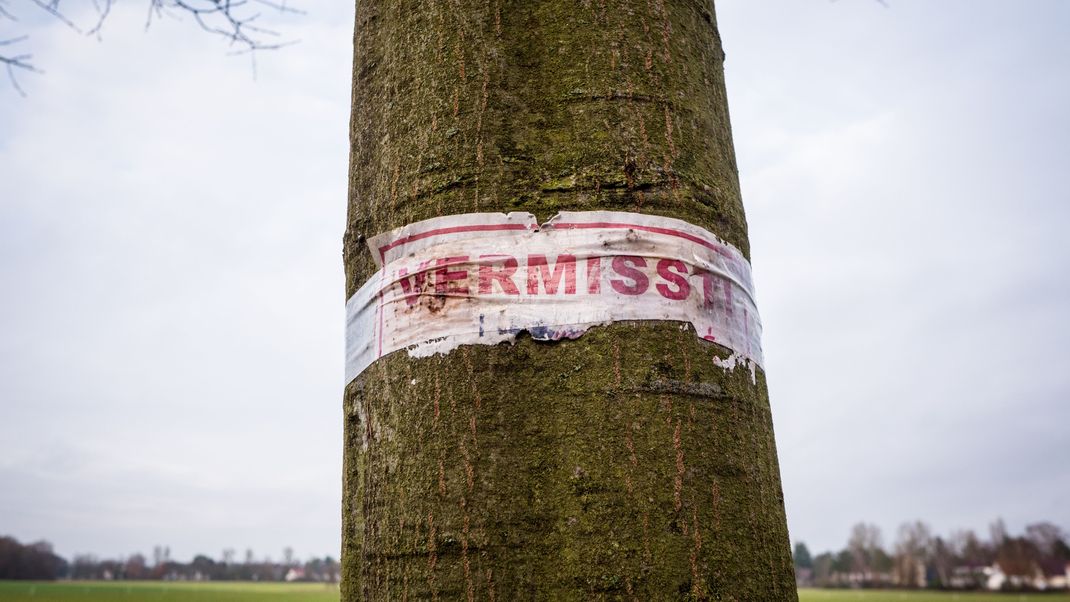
(85, 0, 112, 38)
(2, 0, 302, 95)
(1, 35, 40, 96)
(147, 0, 301, 52)
(0, 0, 19, 21)
(27, 0, 82, 31)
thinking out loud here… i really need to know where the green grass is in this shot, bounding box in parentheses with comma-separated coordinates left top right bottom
(1, 582, 1068, 601)
(799, 589, 1070, 602)
(0, 581, 339, 601)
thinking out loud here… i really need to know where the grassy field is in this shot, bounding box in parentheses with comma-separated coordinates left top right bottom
(799, 590, 1070, 602)
(0, 581, 339, 601)
(1, 582, 1069, 601)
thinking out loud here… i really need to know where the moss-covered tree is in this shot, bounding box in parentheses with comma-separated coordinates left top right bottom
(342, 0, 796, 598)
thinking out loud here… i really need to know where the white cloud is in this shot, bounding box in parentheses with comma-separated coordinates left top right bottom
(1, 1, 353, 559)
(721, 0, 1070, 551)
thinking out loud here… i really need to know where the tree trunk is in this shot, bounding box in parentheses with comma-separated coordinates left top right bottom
(342, 1, 797, 599)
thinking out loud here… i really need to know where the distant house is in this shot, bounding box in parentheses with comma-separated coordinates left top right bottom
(1039, 560, 1070, 590)
(948, 564, 987, 589)
(985, 560, 1070, 591)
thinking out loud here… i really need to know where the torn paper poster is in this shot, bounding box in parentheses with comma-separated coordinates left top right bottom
(345, 211, 763, 383)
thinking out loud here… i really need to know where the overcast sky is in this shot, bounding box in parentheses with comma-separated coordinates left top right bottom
(2, 0, 1067, 562)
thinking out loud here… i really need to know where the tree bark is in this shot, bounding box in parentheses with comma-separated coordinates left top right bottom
(343, 1, 797, 599)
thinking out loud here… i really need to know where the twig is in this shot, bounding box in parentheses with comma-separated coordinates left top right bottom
(27, 0, 82, 31)
(3, 0, 301, 95)
(1, 36, 40, 96)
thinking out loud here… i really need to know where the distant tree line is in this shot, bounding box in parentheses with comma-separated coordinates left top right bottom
(0, 536, 338, 583)
(0, 537, 68, 580)
(793, 519, 1070, 592)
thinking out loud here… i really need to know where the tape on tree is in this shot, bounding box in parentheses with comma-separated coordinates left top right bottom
(345, 211, 763, 383)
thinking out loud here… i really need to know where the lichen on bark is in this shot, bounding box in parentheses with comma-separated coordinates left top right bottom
(343, 1, 797, 599)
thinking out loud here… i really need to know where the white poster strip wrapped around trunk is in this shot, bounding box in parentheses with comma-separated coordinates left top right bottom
(345, 211, 762, 383)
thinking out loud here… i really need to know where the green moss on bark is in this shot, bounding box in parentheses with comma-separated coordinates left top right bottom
(344, 1, 796, 599)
